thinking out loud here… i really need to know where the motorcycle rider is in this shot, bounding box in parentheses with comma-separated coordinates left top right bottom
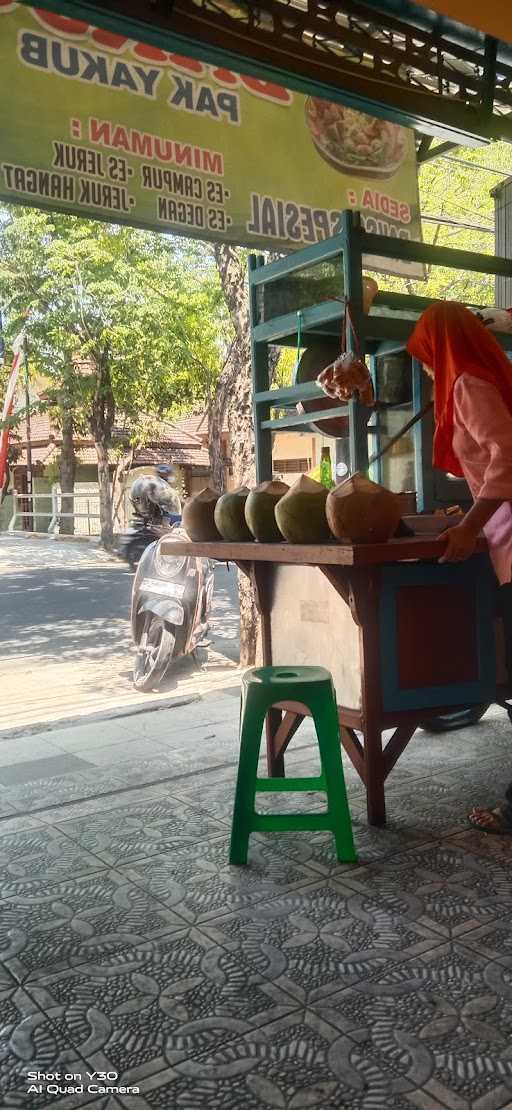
(130, 464, 181, 524)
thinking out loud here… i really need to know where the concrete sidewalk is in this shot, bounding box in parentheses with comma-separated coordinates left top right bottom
(0, 685, 244, 821)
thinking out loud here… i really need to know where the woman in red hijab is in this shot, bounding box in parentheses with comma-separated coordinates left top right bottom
(408, 301, 512, 832)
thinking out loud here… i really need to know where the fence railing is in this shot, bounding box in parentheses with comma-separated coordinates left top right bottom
(8, 485, 101, 535)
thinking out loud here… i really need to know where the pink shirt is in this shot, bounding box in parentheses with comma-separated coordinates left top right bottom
(453, 373, 512, 584)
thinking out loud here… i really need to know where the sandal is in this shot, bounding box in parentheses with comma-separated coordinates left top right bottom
(468, 806, 512, 835)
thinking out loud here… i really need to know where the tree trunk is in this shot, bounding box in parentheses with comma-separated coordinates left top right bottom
(59, 410, 75, 535)
(95, 439, 113, 548)
(213, 244, 258, 666)
(212, 246, 282, 666)
(89, 350, 115, 549)
(208, 353, 233, 493)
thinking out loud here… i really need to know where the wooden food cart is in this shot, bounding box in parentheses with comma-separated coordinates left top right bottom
(164, 215, 512, 826)
(162, 528, 499, 826)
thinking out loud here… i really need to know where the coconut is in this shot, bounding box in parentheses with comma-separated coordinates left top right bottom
(214, 486, 253, 542)
(326, 474, 402, 543)
(182, 487, 221, 542)
(275, 475, 331, 544)
(245, 480, 289, 542)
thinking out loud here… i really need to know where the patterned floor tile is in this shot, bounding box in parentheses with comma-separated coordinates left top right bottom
(251, 818, 432, 879)
(311, 942, 512, 1110)
(0, 980, 90, 1109)
(380, 779, 486, 837)
(171, 766, 330, 824)
(53, 797, 227, 866)
(339, 840, 512, 940)
(29, 932, 299, 1082)
(35, 785, 170, 824)
(0, 826, 104, 897)
(0, 870, 186, 982)
(119, 837, 319, 924)
(0, 814, 47, 834)
(431, 759, 507, 808)
(451, 828, 512, 863)
(460, 921, 512, 964)
(3, 770, 126, 814)
(0, 962, 17, 990)
(123, 1010, 415, 1110)
(202, 880, 444, 1004)
(114, 753, 197, 788)
(0, 789, 18, 818)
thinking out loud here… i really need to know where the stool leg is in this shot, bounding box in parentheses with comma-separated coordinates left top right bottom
(229, 691, 266, 866)
(266, 708, 284, 777)
(311, 690, 356, 863)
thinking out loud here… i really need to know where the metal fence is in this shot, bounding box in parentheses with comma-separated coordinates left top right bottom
(8, 485, 101, 535)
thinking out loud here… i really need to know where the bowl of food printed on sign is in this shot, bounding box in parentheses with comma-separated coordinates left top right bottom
(305, 99, 407, 180)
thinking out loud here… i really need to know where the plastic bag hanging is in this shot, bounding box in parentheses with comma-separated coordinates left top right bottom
(317, 298, 375, 407)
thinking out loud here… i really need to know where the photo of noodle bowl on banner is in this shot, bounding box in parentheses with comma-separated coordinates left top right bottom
(305, 99, 407, 180)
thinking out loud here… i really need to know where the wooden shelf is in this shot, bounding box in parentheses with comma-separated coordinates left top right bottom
(161, 532, 487, 568)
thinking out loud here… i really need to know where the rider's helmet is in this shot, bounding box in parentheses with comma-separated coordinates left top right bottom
(155, 464, 176, 483)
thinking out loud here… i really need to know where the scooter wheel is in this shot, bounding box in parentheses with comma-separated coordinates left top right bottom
(133, 614, 175, 692)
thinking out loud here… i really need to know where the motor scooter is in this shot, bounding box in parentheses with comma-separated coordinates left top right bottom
(131, 525, 215, 691)
(115, 509, 180, 570)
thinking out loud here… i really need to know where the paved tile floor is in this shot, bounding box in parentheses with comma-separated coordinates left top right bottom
(1, 697, 512, 1109)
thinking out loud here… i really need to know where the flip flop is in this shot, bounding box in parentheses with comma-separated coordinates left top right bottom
(468, 806, 512, 835)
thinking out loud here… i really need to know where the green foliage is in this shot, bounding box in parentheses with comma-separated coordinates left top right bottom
(0, 206, 227, 440)
(272, 347, 296, 389)
(367, 141, 512, 305)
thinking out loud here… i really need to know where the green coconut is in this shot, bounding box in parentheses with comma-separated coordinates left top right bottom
(245, 480, 289, 542)
(214, 486, 253, 542)
(326, 474, 402, 543)
(182, 486, 221, 542)
(275, 475, 331, 543)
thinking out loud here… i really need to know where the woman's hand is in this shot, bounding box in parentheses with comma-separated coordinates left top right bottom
(438, 522, 478, 563)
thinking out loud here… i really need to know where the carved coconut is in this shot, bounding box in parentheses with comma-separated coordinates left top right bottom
(244, 480, 289, 542)
(326, 474, 402, 543)
(275, 475, 331, 543)
(182, 487, 221, 542)
(214, 486, 253, 542)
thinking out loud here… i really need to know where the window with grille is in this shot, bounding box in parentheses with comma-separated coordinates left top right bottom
(273, 458, 311, 473)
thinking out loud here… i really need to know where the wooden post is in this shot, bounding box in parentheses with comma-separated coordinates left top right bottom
(342, 210, 369, 475)
(251, 561, 285, 776)
(249, 254, 273, 483)
(351, 567, 386, 826)
(412, 356, 434, 512)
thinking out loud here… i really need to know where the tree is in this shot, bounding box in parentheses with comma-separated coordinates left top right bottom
(211, 244, 282, 665)
(0, 206, 224, 545)
(367, 140, 512, 303)
(212, 244, 259, 664)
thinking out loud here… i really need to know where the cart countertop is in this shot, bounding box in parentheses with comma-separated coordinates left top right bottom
(160, 527, 487, 568)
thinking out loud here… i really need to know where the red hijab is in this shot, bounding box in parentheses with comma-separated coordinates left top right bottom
(407, 301, 512, 476)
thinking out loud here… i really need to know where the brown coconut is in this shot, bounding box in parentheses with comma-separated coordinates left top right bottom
(182, 487, 221, 541)
(214, 487, 253, 542)
(245, 480, 289, 542)
(275, 475, 331, 543)
(326, 474, 402, 543)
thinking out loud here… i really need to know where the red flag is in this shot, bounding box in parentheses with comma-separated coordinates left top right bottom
(0, 332, 24, 491)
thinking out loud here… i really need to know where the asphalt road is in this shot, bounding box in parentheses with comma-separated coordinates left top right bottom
(0, 536, 239, 663)
(0, 534, 240, 730)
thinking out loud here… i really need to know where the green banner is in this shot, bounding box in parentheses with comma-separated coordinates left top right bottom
(0, 3, 422, 275)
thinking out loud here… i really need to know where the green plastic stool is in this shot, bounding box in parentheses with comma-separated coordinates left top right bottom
(229, 665, 356, 865)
